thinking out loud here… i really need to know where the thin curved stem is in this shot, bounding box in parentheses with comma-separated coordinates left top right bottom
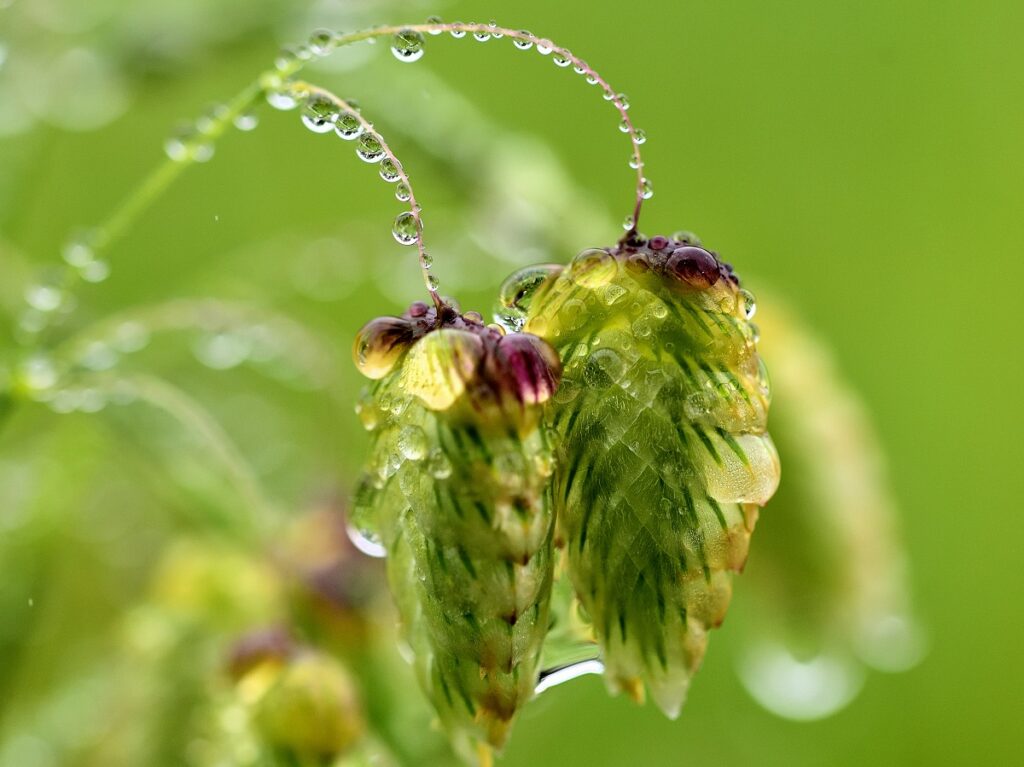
(78, 21, 648, 300)
(290, 81, 439, 308)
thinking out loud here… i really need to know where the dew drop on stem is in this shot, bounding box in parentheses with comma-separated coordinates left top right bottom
(391, 29, 425, 62)
(335, 111, 362, 140)
(425, 16, 444, 34)
(450, 23, 466, 39)
(379, 158, 401, 182)
(356, 133, 385, 163)
(395, 182, 411, 202)
(308, 29, 335, 56)
(393, 211, 421, 245)
(301, 96, 337, 133)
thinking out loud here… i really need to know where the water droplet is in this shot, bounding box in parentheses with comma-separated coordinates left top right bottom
(274, 48, 299, 72)
(740, 289, 757, 319)
(392, 212, 421, 245)
(634, 128, 647, 145)
(427, 447, 452, 479)
(535, 659, 605, 695)
(513, 32, 534, 50)
(536, 40, 553, 55)
(450, 23, 467, 39)
(488, 21, 503, 39)
(618, 120, 631, 134)
(301, 96, 337, 133)
(585, 73, 599, 85)
(80, 259, 110, 283)
(398, 425, 428, 460)
(671, 230, 703, 246)
(628, 154, 642, 169)
(356, 133, 385, 163)
(421, 253, 434, 268)
(193, 333, 251, 370)
(426, 16, 444, 34)
(233, 112, 259, 131)
(553, 53, 571, 67)
(334, 111, 362, 140)
(602, 90, 615, 101)
(570, 248, 618, 288)
(266, 88, 298, 111)
(61, 233, 96, 268)
(494, 264, 562, 332)
(427, 275, 440, 291)
(391, 29, 425, 62)
(379, 157, 401, 182)
(308, 29, 335, 56)
(617, 93, 630, 110)
(641, 178, 654, 199)
(19, 356, 58, 392)
(738, 644, 864, 721)
(394, 182, 411, 202)
(622, 215, 636, 231)
(346, 523, 387, 558)
(473, 28, 492, 42)
(24, 284, 64, 312)
(294, 45, 313, 62)
(573, 61, 588, 75)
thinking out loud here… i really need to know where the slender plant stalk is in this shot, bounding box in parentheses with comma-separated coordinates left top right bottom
(290, 80, 438, 307)
(79, 21, 648, 304)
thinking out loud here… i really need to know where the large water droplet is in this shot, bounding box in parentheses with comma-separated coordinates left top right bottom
(334, 111, 362, 140)
(379, 158, 401, 182)
(569, 248, 618, 288)
(494, 264, 563, 332)
(392, 212, 421, 245)
(391, 29, 425, 62)
(301, 96, 337, 133)
(356, 133, 385, 163)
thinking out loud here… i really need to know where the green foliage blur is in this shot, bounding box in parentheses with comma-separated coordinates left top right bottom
(1, 0, 1021, 765)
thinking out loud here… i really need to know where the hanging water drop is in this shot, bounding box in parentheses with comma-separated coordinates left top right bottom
(335, 111, 362, 140)
(740, 289, 757, 319)
(427, 275, 440, 291)
(81, 259, 110, 283)
(274, 48, 299, 72)
(266, 88, 299, 111)
(617, 93, 630, 110)
(391, 29, 425, 62)
(393, 212, 420, 245)
(641, 178, 654, 199)
(379, 158, 401, 182)
(24, 285, 64, 313)
(513, 32, 534, 50)
(398, 425, 428, 460)
(553, 53, 572, 68)
(301, 96, 337, 133)
(233, 112, 258, 131)
(450, 23, 467, 39)
(623, 215, 635, 231)
(346, 522, 387, 558)
(585, 73, 599, 85)
(425, 16, 444, 34)
(488, 21, 503, 38)
(421, 253, 434, 268)
(395, 182, 411, 202)
(628, 154, 641, 169)
(618, 120, 631, 133)
(634, 128, 647, 145)
(356, 133, 385, 163)
(473, 27, 492, 42)
(308, 29, 336, 56)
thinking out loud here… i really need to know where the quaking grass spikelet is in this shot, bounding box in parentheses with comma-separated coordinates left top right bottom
(351, 301, 561, 759)
(499, 233, 779, 716)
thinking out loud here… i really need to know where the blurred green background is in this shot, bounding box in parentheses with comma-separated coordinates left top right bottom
(1, 0, 1021, 765)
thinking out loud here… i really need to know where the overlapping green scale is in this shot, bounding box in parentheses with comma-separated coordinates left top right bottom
(503, 238, 780, 716)
(351, 312, 560, 760)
